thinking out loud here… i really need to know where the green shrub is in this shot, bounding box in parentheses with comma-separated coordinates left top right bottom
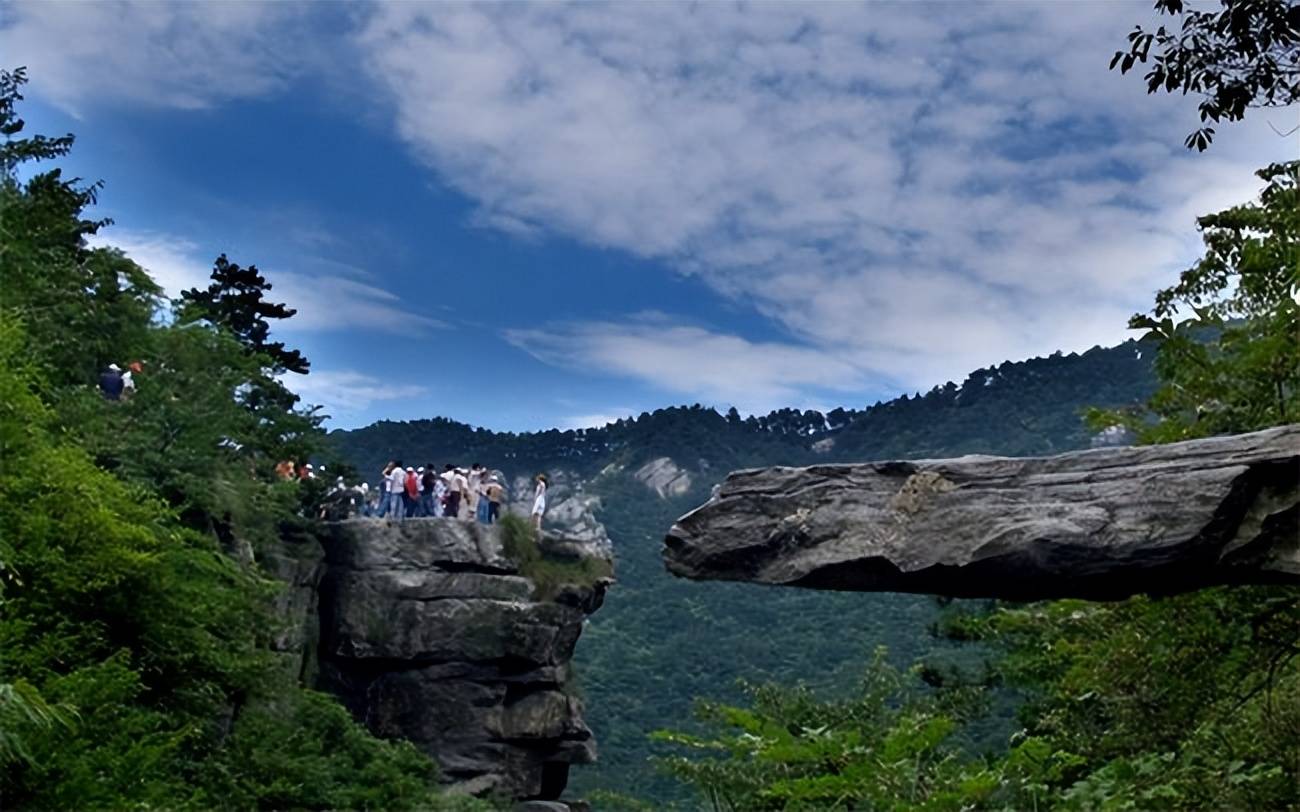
(498, 514, 612, 600)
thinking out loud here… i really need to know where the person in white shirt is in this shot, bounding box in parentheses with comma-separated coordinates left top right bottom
(453, 468, 470, 519)
(441, 465, 462, 518)
(386, 460, 407, 521)
(467, 463, 483, 517)
(531, 473, 548, 534)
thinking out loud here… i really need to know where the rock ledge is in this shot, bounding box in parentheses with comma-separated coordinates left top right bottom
(664, 425, 1298, 600)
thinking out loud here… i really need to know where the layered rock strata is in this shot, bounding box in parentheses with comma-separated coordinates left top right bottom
(664, 425, 1299, 600)
(315, 518, 613, 800)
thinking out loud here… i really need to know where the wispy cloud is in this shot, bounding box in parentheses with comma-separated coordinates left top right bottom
(358, 3, 1290, 392)
(89, 229, 446, 334)
(506, 314, 868, 414)
(0, 1, 324, 115)
(282, 369, 428, 425)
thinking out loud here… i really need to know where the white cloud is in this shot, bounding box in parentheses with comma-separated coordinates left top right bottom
(88, 228, 445, 334)
(505, 314, 869, 414)
(358, 2, 1294, 393)
(0, 1, 325, 114)
(281, 369, 427, 424)
(14, 2, 1295, 404)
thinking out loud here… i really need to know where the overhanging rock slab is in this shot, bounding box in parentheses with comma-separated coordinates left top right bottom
(663, 425, 1299, 600)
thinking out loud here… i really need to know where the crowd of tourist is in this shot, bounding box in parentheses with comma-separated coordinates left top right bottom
(97, 362, 550, 529)
(324, 462, 549, 530)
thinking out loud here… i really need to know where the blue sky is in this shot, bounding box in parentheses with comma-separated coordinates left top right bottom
(3, 1, 1293, 431)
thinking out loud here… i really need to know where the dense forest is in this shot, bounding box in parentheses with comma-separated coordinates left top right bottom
(0, 69, 488, 811)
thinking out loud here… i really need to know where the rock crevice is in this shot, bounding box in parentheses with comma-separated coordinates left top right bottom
(663, 425, 1299, 600)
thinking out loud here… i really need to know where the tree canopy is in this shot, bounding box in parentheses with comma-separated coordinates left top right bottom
(181, 253, 311, 374)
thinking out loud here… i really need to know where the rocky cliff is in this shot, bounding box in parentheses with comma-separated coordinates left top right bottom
(664, 425, 1299, 600)
(269, 518, 613, 804)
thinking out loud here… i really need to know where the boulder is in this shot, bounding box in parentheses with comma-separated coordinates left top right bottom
(663, 425, 1299, 600)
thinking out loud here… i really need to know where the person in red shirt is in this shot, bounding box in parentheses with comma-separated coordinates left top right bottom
(404, 467, 420, 517)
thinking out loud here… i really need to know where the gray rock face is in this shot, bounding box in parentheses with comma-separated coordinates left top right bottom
(634, 457, 693, 498)
(261, 527, 326, 685)
(317, 518, 613, 800)
(664, 425, 1299, 600)
(506, 470, 611, 552)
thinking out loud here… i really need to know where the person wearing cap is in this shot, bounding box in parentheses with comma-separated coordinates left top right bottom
(441, 465, 462, 519)
(99, 363, 125, 401)
(483, 475, 504, 525)
(431, 466, 448, 517)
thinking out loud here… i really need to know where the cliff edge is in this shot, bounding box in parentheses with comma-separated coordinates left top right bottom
(271, 518, 612, 803)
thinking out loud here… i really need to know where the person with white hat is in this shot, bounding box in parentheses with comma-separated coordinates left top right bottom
(99, 363, 125, 401)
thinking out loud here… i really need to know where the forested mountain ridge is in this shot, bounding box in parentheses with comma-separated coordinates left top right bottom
(330, 338, 1156, 481)
(329, 338, 1158, 802)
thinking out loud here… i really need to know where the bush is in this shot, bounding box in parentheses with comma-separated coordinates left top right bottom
(498, 514, 612, 600)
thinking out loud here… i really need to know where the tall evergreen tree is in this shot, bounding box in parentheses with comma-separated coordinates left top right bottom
(181, 254, 310, 373)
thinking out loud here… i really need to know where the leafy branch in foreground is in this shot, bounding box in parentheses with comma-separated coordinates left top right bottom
(0, 681, 75, 768)
(651, 650, 996, 811)
(1111, 0, 1300, 150)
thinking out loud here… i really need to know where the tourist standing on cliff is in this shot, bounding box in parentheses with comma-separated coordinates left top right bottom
(467, 463, 483, 518)
(375, 462, 393, 517)
(432, 467, 448, 516)
(421, 465, 439, 517)
(403, 467, 420, 516)
(386, 461, 407, 521)
(441, 464, 461, 519)
(475, 475, 491, 523)
(531, 474, 548, 534)
(484, 476, 504, 525)
(454, 468, 471, 519)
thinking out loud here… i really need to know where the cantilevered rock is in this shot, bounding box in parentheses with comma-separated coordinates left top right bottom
(663, 425, 1299, 600)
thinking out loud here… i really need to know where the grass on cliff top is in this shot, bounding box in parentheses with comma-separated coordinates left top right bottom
(499, 514, 613, 600)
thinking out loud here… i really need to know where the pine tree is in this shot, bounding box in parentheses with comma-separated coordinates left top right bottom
(181, 254, 310, 373)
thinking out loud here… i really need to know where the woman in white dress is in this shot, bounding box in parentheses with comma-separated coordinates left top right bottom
(531, 474, 548, 534)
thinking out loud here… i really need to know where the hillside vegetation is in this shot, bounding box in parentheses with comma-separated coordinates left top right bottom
(0, 69, 486, 811)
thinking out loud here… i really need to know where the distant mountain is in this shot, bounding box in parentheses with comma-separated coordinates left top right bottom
(327, 338, 1157, 803)
(330, 339, 1155, 480)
